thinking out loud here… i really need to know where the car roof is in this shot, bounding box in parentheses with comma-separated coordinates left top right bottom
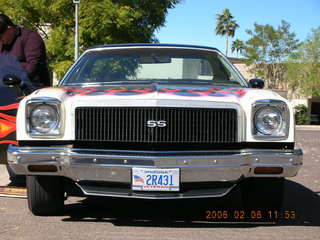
(86, 43, 221, 53)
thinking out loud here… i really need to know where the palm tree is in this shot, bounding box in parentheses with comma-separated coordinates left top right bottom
(215, 9, 239, 56)
(231, 39, 245, 57)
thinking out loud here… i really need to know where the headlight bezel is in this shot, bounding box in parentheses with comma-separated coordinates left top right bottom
(26, 98, 62, 137)
(252, 100, 290, 140)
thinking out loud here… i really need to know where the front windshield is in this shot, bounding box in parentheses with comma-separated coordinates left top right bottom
(60, 48, 247, 87)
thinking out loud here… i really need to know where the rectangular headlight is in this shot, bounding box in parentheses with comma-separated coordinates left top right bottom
(252, 100, 289, 140)
(26, 97, 62, 137)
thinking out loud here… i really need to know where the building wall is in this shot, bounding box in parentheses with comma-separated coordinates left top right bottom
(233, 63, 255, 80)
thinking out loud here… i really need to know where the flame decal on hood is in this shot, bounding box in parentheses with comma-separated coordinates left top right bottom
(158, 87, 247, 98)
(64, 87, 155, 96)
(62, 86, 248, 98)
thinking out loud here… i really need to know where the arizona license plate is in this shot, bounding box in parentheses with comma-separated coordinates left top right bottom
(132, 168, 180, 191)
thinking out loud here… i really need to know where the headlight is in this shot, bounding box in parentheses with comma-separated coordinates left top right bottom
(253, 100, 289, 139)
(30, 105, 59, 133)
(27, 98, 61, 136)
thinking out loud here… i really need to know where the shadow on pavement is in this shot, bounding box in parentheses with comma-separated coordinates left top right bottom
(61, 179, 320, 227)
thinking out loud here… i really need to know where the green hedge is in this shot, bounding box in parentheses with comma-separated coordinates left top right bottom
(294, 104, 309, 125)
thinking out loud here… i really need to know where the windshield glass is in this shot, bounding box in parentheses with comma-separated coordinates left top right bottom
(60, 48, 247, 87)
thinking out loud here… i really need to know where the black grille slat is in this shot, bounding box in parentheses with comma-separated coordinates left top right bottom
(75, 107, 238, 143)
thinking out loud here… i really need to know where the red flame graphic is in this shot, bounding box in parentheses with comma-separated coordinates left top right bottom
(0, 103, 19, 110)
(0, 103, 19, 145)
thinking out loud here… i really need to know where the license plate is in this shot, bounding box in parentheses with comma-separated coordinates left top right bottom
(132, 168, 180, 191)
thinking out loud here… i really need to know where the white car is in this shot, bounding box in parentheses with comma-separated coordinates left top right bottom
(7, 44, 303, 216)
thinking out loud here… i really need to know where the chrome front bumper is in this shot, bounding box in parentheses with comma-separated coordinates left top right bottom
(7, 145, 303, 199)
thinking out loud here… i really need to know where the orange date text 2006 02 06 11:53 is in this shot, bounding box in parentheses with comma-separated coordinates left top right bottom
(205, 210, 297, 221)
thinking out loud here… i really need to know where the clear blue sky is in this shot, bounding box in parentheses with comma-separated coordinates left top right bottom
(156, 0, 320, 57)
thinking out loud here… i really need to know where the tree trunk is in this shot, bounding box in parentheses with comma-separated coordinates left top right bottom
(226, 37, 229, 56)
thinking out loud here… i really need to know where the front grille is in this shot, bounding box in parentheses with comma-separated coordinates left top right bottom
(75, 107, 238, 143)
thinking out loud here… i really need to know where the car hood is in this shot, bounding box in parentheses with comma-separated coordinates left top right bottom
(27, 84, 286, 106)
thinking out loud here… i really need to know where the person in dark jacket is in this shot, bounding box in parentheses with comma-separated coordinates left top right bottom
(0, 13, 50, 86)
(0, 14, 51, 186)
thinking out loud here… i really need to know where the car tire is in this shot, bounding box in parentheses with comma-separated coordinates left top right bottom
(241, 177, 284, 210)
(27, 175, 64, 216)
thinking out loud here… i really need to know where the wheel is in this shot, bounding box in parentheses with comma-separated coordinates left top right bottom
(241, 177, 284, 210)
(26, 175, 64, 216)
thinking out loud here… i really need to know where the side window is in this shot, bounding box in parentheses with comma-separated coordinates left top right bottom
(198, 59, 213, 80)
(208, 56, 231, 81)
(182, 58, 214, 80)
(200, 60, 213, 76)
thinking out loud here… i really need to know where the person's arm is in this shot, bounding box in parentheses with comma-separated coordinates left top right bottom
(20, 31, 45, 79)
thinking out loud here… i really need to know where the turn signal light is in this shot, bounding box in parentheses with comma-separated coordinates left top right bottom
(28, 165, 58, 172)
(254, 167, 283, 175)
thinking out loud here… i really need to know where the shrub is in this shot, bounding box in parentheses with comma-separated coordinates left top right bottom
(294, 104, 309, 125)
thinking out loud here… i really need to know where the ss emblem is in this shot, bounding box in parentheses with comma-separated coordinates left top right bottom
(147, 120, 167, 128)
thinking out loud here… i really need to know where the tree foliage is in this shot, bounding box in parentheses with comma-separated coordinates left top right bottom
(243, 20, 300, 89)
(286, 27, 320, 97)
(0, 0, 181, 79)
(231, 39, 244, 57)
(215, 8, 239, 56)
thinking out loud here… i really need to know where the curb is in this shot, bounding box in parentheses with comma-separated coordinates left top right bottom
(0, 164, 10, 186)
(295, 125, 320, 130)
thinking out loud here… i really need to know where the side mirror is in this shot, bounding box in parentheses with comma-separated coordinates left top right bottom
(3, 74, 22, 86)
(249, 78, 264, 89)
(2, 74, 32, 96)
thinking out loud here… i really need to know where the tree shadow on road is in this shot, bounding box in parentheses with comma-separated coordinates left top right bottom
(62, 180, 320, 228)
